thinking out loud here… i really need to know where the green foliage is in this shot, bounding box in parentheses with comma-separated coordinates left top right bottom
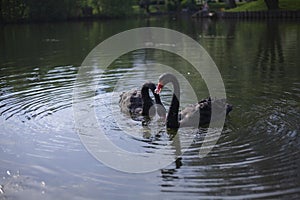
(1, 0, 136, 23)
(227, 0, 268, 11)
(181, 0, 198, 11)
(0, 0, 84, 22)
(227, 0, 300, 12)
(91, 0, 101, 14)
(26, 0, 82, 21)
(167, 0, 182, 11)
(0, 0, 27, 22)
(207, 2, 227, 11)
(26, 0, 64, 21)
(94, 0, 134, 17)
(279, 0, 300, 10)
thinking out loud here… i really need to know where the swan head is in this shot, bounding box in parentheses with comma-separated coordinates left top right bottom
(154, 82, 164, 94)
(142, 82, 156, 93)
(155, 73, 178, 94)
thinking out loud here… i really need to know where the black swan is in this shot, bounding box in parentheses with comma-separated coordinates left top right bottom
(155, 73, 232, 129)
(119, 82, 166, 120)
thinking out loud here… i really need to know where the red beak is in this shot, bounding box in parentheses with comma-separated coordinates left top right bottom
(155, 83, 164, 94)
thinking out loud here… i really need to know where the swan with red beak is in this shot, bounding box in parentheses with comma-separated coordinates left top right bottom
(155, 73, 232, 129)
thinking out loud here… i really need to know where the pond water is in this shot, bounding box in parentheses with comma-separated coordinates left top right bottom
(0, 17, 300, 199)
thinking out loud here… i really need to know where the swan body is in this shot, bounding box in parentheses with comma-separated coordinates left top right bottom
(179, 97, 233, 127)
(155, 73, 232, 129)
(119, 82, 166, 119)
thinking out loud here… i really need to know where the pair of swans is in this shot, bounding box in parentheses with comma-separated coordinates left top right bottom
(119, 73, 232, 129)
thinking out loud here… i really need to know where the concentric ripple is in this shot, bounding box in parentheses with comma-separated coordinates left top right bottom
(0, 65, 77, 122)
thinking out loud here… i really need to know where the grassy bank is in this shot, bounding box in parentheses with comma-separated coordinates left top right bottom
(226, 0, 300, 12)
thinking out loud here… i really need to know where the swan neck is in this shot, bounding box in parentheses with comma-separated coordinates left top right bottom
(141, 86, 151, 100)
(172, 79, 180, 100)
(141, 84, 153, 116)
(167, 77, 180, 129)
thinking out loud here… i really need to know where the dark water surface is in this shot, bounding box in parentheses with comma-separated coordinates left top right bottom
(0, 17, 300, 199)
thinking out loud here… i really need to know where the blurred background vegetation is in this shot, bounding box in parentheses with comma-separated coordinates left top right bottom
(0, 0, 136, 23)
(0, 0, 299, 23)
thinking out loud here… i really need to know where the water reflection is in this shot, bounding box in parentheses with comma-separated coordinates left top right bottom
(256, 20, 285, 80)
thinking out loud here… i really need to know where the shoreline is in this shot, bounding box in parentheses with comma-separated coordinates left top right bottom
(1, 10, 299, 25)
(192, 10, 300, 19)
(220, 10, 300, 19)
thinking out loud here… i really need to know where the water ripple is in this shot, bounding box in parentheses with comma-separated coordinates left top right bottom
(0, 65, 77, 121)
(1, 50, 300, 199)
